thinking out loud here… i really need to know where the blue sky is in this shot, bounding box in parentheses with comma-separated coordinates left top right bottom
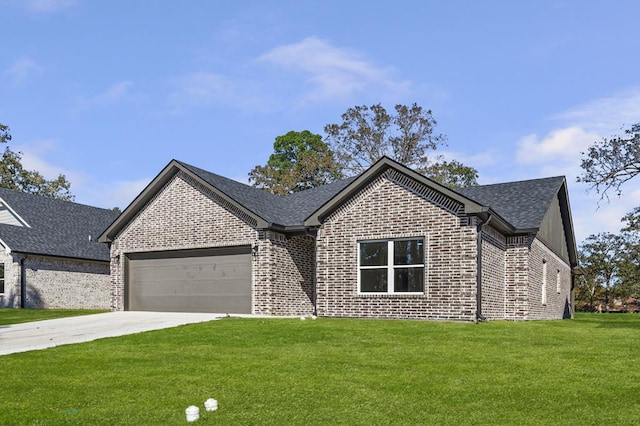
(1, 0, 639, 244)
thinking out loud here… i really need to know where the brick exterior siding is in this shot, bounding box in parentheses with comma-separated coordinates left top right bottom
(109, 172, 314, 315)
(316, 171, 478, 321)
(0, 251, 110, 309)
(480, 228, 571, 321)
(480, 225, 506, 320)
(527, 238, 572, 319)
(105, 166, 573, 321)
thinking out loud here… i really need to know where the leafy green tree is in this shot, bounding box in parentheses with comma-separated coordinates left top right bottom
(424, 160, 479, 189)
(0, 123, 73, 201)
(249, 130, 341, 195)
(579, 233, 622, 312)
(578, 122, 640, 200)
(323, 103, 478, 187)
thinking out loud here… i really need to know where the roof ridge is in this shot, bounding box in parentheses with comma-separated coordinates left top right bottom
(465, 175, 565, 189)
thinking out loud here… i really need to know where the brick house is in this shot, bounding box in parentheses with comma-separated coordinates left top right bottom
(99, 157, 579, 321)
(0, 188, 119, 309)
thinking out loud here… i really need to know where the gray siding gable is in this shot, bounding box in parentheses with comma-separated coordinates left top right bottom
(458, 176, 565, 230)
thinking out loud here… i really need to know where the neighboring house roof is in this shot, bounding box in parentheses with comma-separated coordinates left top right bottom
(99, 157, 578, 267)
(0, 187, 119, 262)
(458, 176, 566, 230)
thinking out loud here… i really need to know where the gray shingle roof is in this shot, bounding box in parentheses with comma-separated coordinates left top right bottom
(0, 187, 119, 261)
(180, 160, 564, 232)
(178, 161, 356, 227)
(458, 176, 565, 230)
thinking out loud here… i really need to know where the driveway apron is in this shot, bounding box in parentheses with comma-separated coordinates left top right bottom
(0, 311, 225, 356)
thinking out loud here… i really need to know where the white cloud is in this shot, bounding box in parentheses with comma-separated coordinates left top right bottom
(556, 88, 640, 135)
(24, 0, 77, 13)
(515, 126, 598, 169)
(258, 36, 411, 103)
(72, 81, 133, 112)
(3, 56, 42, 86)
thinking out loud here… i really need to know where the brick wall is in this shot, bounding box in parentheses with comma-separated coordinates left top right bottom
(109, 172, 314, 316)
(23, 255, 110, 309)
(110, 172, 258, 311)
(0, 251, 110, 309)
(253, 231, 314, 316)
(505, 235, 531, 320)
(527, 238, 572, 319)
(503, 235, 572, 320)
(0, 251, 20, 308)
(481, 225, 506, 320)
(316, 170, 478, 321)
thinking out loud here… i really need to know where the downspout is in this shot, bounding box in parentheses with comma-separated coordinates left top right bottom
(305, 227, 318, 316)
(476, 215, 492, 323)
(19, 255, 27, 309)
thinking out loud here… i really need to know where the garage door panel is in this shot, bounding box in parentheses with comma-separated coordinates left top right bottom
(126, 248, 251, 313)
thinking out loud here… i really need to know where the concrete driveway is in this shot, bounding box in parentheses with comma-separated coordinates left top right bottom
(0, 311, 225, 356)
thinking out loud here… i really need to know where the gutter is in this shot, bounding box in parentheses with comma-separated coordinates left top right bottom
(476, 214, 493, 323)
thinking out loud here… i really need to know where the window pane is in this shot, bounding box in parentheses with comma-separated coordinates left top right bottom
(394, 239, 424, 265)
(360, 242, 388, 266)
(394, 267, 424, 292)
(360, 269, 388, 292)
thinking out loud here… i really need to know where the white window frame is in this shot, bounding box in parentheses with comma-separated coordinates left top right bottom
(357, 238, 425, 295)
(556, 269, 561, 294)
(0, 262, 4, 294)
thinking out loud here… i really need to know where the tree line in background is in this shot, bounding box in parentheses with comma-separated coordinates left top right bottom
(0, 124, 73, 201)
(577, 123, 640, 312)
(249, 103, 479, 195)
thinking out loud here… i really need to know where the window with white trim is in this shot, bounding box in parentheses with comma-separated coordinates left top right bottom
(556, 269, 561, 294)
(358, 238, 424, 293)
(0, 263, 4, 294)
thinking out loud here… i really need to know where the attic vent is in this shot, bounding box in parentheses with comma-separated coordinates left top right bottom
(386, 169, 463, 214)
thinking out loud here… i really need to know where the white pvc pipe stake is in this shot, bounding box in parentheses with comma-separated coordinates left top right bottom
(204, 398, 218, 411)
(185, 405, 200, 422)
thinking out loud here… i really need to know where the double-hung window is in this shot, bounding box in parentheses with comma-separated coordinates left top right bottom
(358, 238, 424, 294)
(0, 263, 4, 294)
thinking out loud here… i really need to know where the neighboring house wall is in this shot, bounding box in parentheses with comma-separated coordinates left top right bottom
(0, 250, 20, 308)
(481, 226, 506, 320)
(0, 251, 110, 309)
(316, 170, 478, 321)
(23, 255, 110, 309)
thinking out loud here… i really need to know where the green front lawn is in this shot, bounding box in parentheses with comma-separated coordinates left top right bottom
(0, 308, 107, 326)
(1, 313, 639, 425)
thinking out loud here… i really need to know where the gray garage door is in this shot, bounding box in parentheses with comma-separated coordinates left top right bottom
(126, 246, 252, 313)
